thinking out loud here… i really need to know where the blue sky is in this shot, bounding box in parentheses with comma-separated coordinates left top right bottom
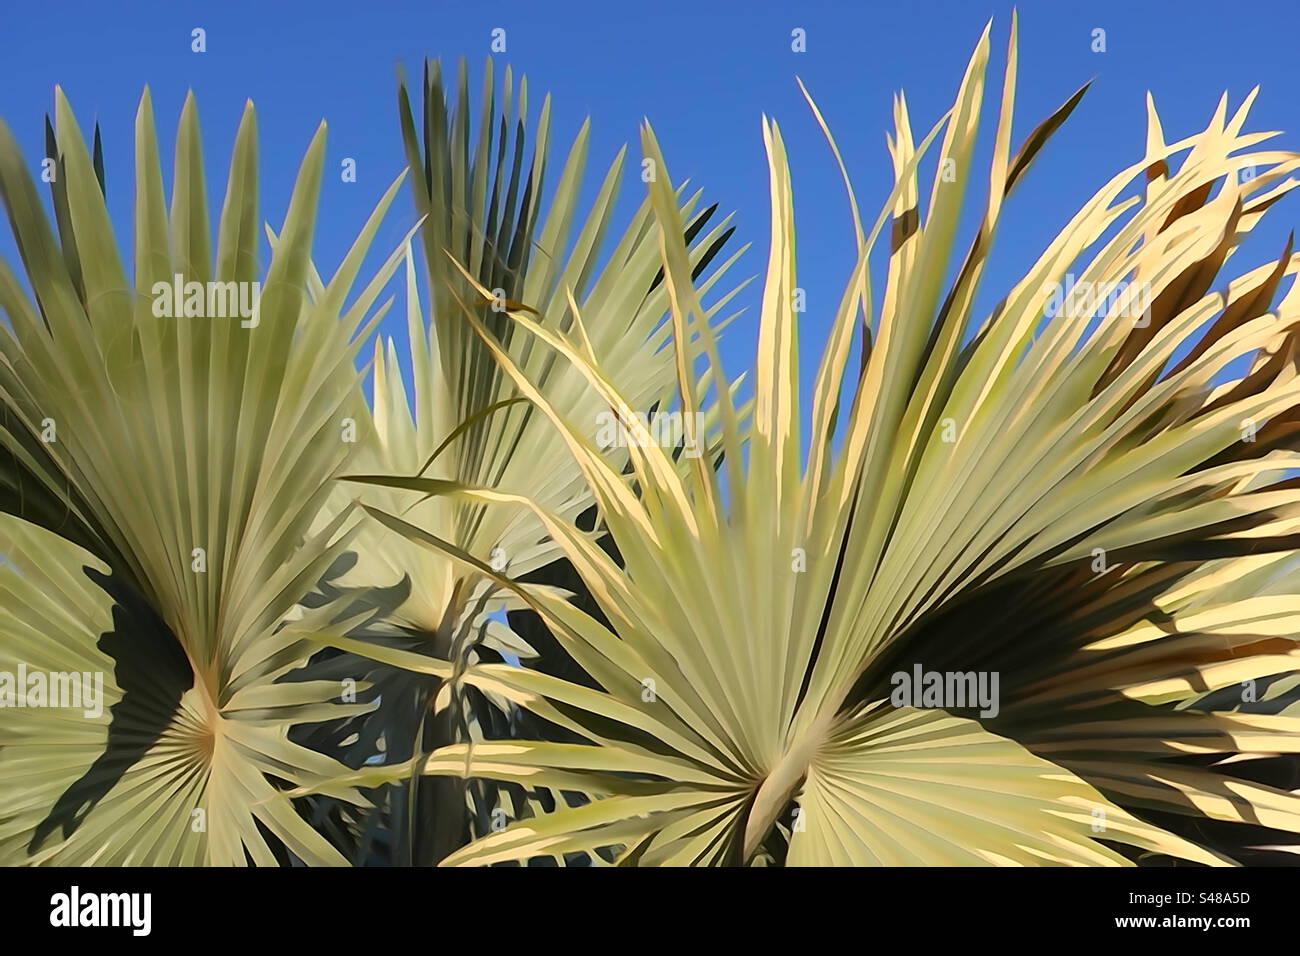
(2, 0, 1297, 405)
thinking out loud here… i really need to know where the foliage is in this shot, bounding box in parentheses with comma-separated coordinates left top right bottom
(4, 21, 1300, 867)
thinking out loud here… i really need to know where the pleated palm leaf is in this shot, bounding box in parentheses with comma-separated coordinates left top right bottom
(291, 61, 745, 863)
(0, 89, 410, 864)
(323, 20, 1300, 865)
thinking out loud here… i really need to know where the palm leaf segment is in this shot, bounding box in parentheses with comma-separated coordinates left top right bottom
(345, 20, 1300, 865)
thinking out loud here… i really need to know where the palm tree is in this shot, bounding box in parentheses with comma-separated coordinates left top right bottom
(337, 19, 1300, 865)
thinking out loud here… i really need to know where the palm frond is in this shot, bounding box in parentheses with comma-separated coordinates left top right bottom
(340, 19, 1300, 866)
(0, 89, 404, 864)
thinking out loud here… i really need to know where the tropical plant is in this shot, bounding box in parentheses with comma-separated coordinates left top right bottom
(5, 16, 1300, 869)
(0, 89, 410, 864)
(328, 19, 1300, 865)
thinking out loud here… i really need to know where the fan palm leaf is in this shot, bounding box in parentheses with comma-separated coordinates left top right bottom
(323, 61, 743, 632)
(0, 89, 408, 864)
(331, 18, 1300, 866)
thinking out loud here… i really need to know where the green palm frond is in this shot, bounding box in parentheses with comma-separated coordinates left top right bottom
(0, 88, 407, 864)
(338, 19, 1300, 866)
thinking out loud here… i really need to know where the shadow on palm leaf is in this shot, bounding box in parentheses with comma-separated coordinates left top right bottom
(28, 566, 191, 852)
(855, 520, 1300, 865)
